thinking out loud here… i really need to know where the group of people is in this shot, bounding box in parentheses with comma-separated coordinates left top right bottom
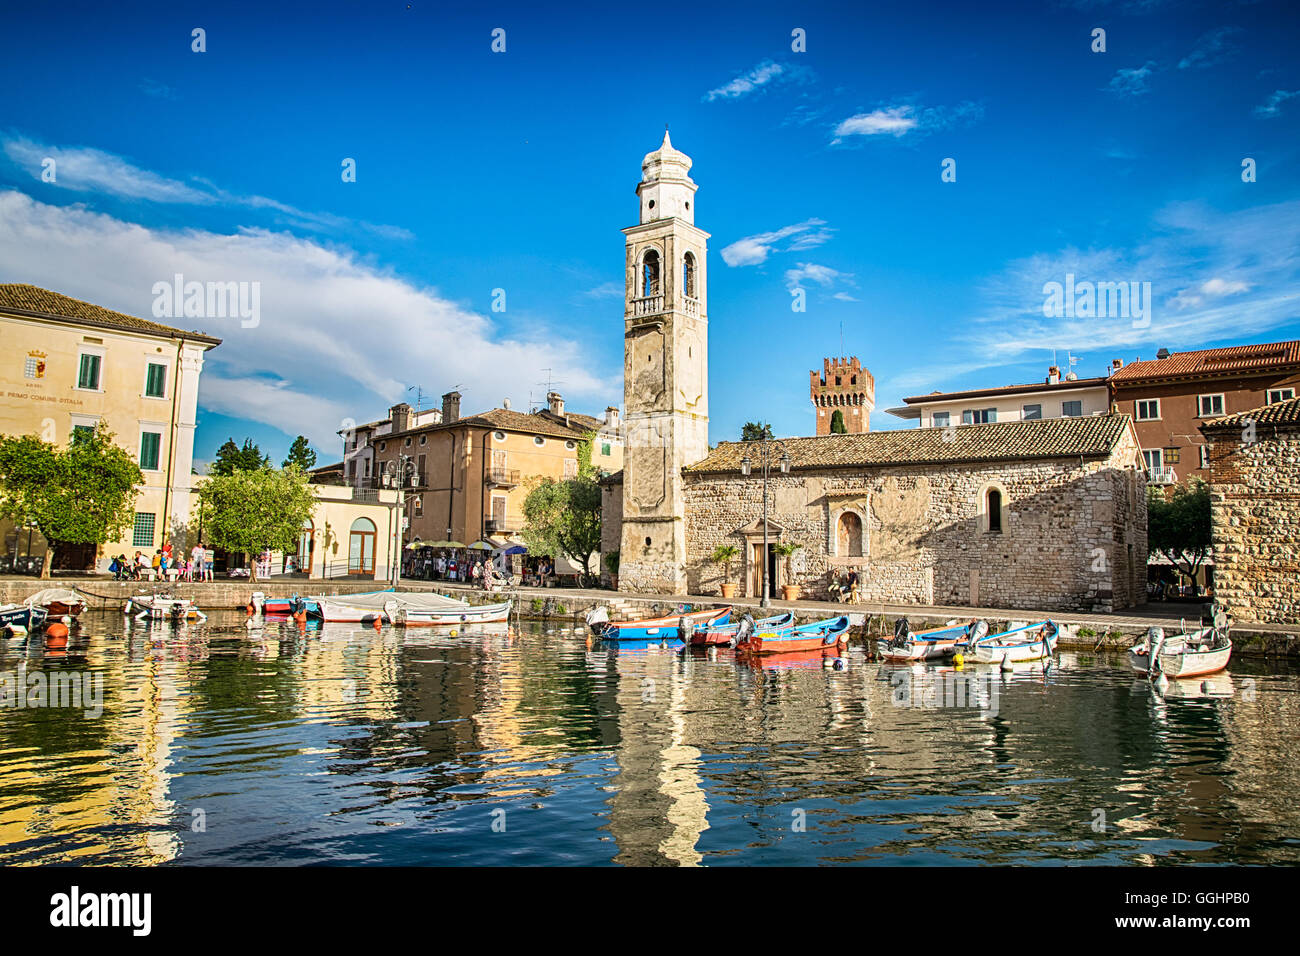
(110, 543, 214, 582)
(827, 567, 861, 603)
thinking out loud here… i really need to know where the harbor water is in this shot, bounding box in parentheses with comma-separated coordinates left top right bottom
(1, 610, 1297, 866)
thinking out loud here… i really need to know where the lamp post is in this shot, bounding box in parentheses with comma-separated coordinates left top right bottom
(381, 454, 418, 587)
(739, 434, 791, 608)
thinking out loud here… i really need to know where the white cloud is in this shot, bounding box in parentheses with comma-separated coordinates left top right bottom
(1178, 27, 1242, 70)
(1255, 89, 1300, 118)
(1, 133, 412, 240)
(833, 107, 918, 140)
(1106, 62, 1157, 97)
(581, 281, 624, 299)
(705, 60, 789, 102)
(720, 218, 832, 267)
(785, 262, 852, 291)
(0, 190, 609, 450)
(1170, 276, 1251, 310)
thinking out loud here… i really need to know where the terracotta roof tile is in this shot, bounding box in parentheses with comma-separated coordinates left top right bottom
(687, 414, 1133, 474)
(0, 283, 223, 345)
(1110, 341, 1300, 384)
(1199, 395, 1300, 431)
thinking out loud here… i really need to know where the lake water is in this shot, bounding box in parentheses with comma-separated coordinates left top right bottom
(1, 610, 1298, 866)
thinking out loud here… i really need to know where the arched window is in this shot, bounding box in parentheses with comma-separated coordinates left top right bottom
(295, 519, 313, 574)
(683, 252, 697, 298)
(349, 517, 377, 575)
(987, 489, 1003, 533)
(837, 511, 863, 557)
(642, 249, 661, 297)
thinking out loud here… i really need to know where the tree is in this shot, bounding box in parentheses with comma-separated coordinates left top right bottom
(773, 541, 803, 590)
(212, 437, 270, 476)
(283, 435, 317, 471)
(521, 473, 602, 582)
(1147, 478, 1212, 594)
(0, 423, 143, 578)
(196, 466, 315, 582)
(709, 544, 739, 586)
(741, 422, 774, 441)
(830, 410, 847, 434)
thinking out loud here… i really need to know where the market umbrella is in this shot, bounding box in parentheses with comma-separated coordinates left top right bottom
(427, 540, 466, 548)
(467, 541, 493, 550)
(502, 545, 527, 555)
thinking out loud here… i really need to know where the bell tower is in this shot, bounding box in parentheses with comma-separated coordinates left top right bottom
(619, 131, 710, 594)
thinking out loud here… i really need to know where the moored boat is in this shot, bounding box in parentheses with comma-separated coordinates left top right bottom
(965, 620, 1059, 665)
(124, 593, 207, 622)
(1, 603, 48, 633)
(25, 587, 86, 618)
(314, 589, 467, 624)
(385, 598, 512, 626)
(879, 618, 986, 663)
(735, 615, 851, 655)
(690, 610, 794, 646)
(588, 606, 730, 641)
(1129, 626, 1232, 679)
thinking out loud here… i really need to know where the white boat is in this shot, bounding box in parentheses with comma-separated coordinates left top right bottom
(879, 618, 985, 662)
(966, 620, 1060, 664)
(384, 598, 512, 626)
(1128, 625, 1232, 679)
(124, 593, 207, 622)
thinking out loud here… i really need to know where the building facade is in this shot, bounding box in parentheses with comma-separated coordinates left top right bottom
(338, 390, 622, 549)
(888, 365, 1110, 430)
(681, 415, 1148, 612)
(1200, 397, 1300, 625)
(810, 356, 874, 434)
(1109, 341, 1300, 487)
(618, 131, 710, 594)
(0, 285, 221, 572)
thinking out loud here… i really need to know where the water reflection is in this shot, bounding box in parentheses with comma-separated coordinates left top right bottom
(0, 611, 1296, 866)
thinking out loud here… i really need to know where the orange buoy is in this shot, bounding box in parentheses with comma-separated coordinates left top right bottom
(372, 618, 382, 631)
(247, 603, 255, 616)
(45, 622, 69, 648)
(294, 611, 307, 625)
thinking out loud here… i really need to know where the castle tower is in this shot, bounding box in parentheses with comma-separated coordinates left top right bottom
(810, 356, 874, 434)
(619, 131, 710, 594)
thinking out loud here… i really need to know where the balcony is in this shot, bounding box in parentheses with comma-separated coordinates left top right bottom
(485, 518, 523, 535)
(356, 471, 426, 491)
(631, 294, 664, 317)
(1146, 466, 1177, 485)
(683, 296, 700, 317)
(486, 468, 520, 488)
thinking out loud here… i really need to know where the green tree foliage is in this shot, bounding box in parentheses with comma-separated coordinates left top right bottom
(282, 435, 317, 471)
(196, 466, 315, 582)
(1147, 478, 1212, 593)
(521, 472, 602, 582)
(830, 410, 847, 434)
(741, 422, 774, 441)
(709, 544, 739, 584)
(0, 423, 143, 578)
(212, 437, 271, 475)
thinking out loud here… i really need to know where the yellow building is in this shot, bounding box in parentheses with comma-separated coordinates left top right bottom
(336, 390, 623, 548)
(0, 285, 221, 571)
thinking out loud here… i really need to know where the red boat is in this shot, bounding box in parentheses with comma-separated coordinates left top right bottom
(690, 611, 794, 646)
(736, 615, 851, 655)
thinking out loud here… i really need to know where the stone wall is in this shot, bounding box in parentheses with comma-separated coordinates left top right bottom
(683, 440, 1147, 613)
(1206, 424, 1300, 625)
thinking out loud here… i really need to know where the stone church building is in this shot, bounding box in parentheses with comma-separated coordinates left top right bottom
(605, 133, 1148, 612)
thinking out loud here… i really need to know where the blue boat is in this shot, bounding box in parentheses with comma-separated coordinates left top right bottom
(690, 610, 795, 646)
(1, 603, 48, 633)
(736, 615, 851, 654)
(590, 605, 730, 641)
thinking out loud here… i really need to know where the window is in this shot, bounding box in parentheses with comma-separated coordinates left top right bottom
(413, 495, 423, 515)
(1062, 400, 1082, 417)
(77, 352, 101, 390)
(837, 511, 863, 557)
(1162, 446, 1180, 465)
(601, 442, 611, 456)
(72, 425, 94, 445)
(1022, 404, 1042, 421)
(1199, 444, 1211, 469)
(1135, 399, 1160, 421)
(534, 436, 545, 446)
(683, 251, 697, 298)
(492, 496, 507, 525)
(962, 408, 996, 425)
(1268, 388, 1295, 404)
(932, 411, 951, 428)
(641, 249, 661, 297)
(1197, 394, 1225, 418)
(565, 440, 576, 450)
(987, 489, 1002, 533)
(144, 362, 167, 398)
(1143, 449, 1163, 473)
(348, 517, 377, 575)
(139, 431, 161, 471)
(404, 438, 412, 447)
(132, 513, 156, 548)
(493, 431, 506, 442)
(419, 435, 427, 445)
(379, 441, 387, 451)
(563, 458, 578, 478)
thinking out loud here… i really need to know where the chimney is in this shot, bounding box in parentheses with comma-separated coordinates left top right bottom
(502, 398, 511, 410)
(605, 406, 620, 428)
(547, 391, 564, 417)
(1156, 348, 1171, 360)
(1110, 358, 1123, 374)
(441, 390, 461, 423)
(389, 402, 411, 434)
(1046, 365, 1061, 385)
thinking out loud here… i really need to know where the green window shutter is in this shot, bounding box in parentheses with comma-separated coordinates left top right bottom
(78, 353, 101, 389)
(140, 432, 161, 470)
(146, 363, 166, 397)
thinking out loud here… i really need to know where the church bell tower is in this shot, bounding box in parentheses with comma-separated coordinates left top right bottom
(618, 131, 710, 594)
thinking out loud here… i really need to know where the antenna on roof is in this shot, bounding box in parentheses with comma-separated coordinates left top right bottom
(406, 385, 426, 411)
(537, 368, 564, 394)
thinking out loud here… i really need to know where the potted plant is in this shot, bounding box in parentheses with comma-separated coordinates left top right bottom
(604, 550, 620, 589)
(774, 541, 803, 601)
(709, 544, 739, 598)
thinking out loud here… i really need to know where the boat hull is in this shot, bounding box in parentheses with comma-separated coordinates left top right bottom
(390, 600, 512, 626)
(1, 604, 48, 630)
(595, 607, 730, 641)
(690, 611, 794, 646)
(1128, 643, 1232, 679)
(967, 623, 1059, 664)
(878, 621, 975, 663)
(736, 615, 850, 655)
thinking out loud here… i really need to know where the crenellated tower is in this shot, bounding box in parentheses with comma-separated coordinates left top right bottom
(810, 356, 874, 434)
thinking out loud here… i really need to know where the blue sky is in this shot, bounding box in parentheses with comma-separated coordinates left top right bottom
(2, 0, 1298, 466)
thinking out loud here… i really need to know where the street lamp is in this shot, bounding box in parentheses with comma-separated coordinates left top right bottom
(381, 455, 418, 587)
(739, 433, 791, 607)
